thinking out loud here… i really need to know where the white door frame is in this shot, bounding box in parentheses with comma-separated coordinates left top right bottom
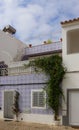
(67, 89, 79, 126)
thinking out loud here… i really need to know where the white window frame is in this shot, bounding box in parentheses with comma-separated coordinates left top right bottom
(31, 89, 46, 109)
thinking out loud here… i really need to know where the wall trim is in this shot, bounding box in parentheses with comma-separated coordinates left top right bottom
(67, 71, 79, 73)
(0, 83, 46, 86)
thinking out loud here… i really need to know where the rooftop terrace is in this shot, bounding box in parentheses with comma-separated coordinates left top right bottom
(23, 41, 62, 58)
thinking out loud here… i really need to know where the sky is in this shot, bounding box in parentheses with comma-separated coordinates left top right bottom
(0, 0, 79, 45)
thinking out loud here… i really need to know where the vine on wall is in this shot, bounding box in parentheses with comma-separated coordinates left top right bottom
(25, 55, 66, 120)
(12, 91, 20, 121)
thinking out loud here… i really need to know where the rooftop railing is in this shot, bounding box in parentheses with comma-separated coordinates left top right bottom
(24, 41, 62, 56)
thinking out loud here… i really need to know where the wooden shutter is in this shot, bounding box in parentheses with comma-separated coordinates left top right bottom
(4, 91, 14, 119)
(32, 90, 45, 108)
(38, 92, 45, 107)
(32, 92, 38, 107)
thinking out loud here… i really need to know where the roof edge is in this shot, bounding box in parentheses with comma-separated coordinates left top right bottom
(61, 17, 79, 25)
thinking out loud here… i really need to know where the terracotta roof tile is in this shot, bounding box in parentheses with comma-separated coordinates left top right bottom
(61, 17, 79, 25)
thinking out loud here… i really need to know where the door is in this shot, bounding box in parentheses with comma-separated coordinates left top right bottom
(68, 90, 79, 126)
(4, 91, 14, 119)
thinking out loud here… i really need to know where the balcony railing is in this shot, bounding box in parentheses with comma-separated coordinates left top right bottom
(8, 66, 34, 75)
(0, 67, 35, 76)
(0, 60, 40, 76)
(8, 60, 33, 75)
(24, 42, 62, 56)
(0, 59, 42, 76)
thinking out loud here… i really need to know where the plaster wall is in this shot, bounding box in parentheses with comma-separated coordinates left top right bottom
(0, 30, 25, 64)
(62, 22, 79, 72)
(62, 72, 79, 116)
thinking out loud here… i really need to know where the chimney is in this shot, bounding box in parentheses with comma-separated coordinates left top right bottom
(3, 25, 16, 34)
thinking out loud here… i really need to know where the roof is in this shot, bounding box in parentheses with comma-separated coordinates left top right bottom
(61, 17, 79, 25)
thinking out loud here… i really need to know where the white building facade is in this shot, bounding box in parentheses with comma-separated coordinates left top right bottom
(61, 18, 79, 126)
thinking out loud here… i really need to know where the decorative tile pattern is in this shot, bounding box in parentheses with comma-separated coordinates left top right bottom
(25, 42, 62, 56)
(0, 74, 53, 115)
(0, 73, 48, 84)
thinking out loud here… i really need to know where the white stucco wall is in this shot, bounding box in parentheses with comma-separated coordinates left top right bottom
(62, 72, 79, 116)
(62, 21, 79, 72)
(61, 21, 79, 120)
(0, 30, 26, 65)
(19, 113, 54, 125)
(0, 111, 62, 125)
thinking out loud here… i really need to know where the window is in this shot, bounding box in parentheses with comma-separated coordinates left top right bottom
(67, 29, 79, 54)
(31, 89, 46, 109)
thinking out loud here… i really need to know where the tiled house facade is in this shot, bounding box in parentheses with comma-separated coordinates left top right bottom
(1, 18, 79, 126)
(0, 26, 62, 125)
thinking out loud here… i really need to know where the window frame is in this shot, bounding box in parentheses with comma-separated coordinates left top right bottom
(67, 29, 79, 55)
(31, 89, 46, 109)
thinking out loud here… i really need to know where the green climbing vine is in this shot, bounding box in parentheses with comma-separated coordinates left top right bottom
(12, 92, 20, 121)
(25, 55, 66, 120)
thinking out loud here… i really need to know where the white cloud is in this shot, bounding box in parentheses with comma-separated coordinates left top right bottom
(0, 0, 79, 45)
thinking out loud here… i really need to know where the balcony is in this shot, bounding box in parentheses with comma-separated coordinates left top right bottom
(0, 60, 39, 76)
(0, 67, 33, 76)
(0, 42, 62, 76)
(24, 42, 62, 57)
(8, 60, 33, 76)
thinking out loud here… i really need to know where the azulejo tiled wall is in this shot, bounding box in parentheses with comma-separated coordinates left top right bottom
(0, 73, 53, 115)
(25, 42, 62, 56)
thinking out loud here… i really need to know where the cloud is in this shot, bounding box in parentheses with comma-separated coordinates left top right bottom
(0, 0, 79, 45)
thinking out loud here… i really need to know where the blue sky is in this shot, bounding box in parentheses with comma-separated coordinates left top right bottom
(0, 0, 79, 45)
